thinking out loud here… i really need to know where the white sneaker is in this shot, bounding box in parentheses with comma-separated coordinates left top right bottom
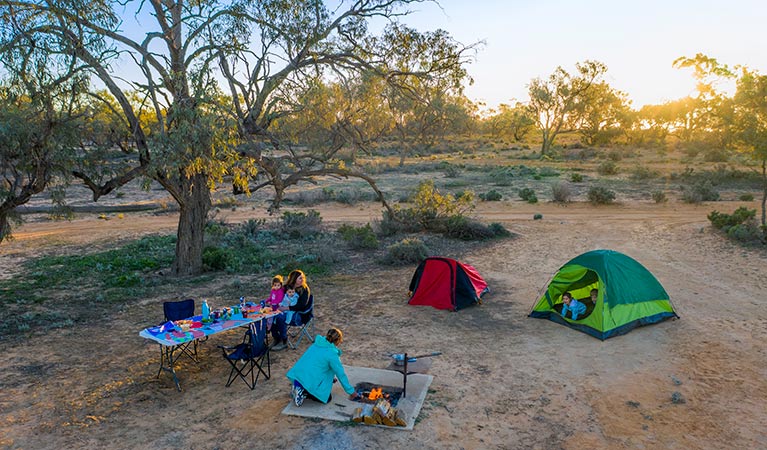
(292, 385, 305, 407)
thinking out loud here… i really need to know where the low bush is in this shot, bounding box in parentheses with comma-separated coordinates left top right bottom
(537, 167, 560, 177)
(709, 207, 764, 243)
(708, 207, 756, 230)
(570, 173, 584, 182)
(551, 181, 572, 203)
(488, 222, 513, 237)
(597, 161, 619, 175)
(442, 216, 506, 241)
(587, 186, 616, 205)
(381, 238, 429, 266)
(533, 213, 543, 220)
(203, 246, 232, 271)
(442, 164, 461, 178)
(337, 223, 379, 250)
(739, 193, 754, 201)
(240, 219, 266, 238)
(280, 210, 323, 238)
(630, 166, 660, 181)
(479, 190, 503, 201)
(391, 180, 475, 232)
(725, 223, 764, 243)
(337, 188, 377, 205)
(519, 187, 538, 203)
(681, 180, 719, 204)
(652, 191, 668, 203)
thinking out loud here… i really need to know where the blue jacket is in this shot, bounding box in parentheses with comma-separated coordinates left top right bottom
(286, 335, 355, 403)
(562, 299, 587, 320)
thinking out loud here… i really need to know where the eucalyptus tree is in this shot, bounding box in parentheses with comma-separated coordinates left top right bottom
(484, 102, 535, 141)
(673, 54, 736, 147)
(733, 68, 767, 235)
(572, 82, 631, 146)
(1, 0, 473, 274)
(0, 15, 102, 243)
(527, 60, 607, 155)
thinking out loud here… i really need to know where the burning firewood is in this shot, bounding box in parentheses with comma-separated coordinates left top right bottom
(350, 398, 407, 427)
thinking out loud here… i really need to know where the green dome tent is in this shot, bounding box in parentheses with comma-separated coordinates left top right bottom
(529, 249, 678, 340)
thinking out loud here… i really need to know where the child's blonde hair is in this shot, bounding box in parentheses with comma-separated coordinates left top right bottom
(326, 327, 343, 345)
(272, 275, 284, 285)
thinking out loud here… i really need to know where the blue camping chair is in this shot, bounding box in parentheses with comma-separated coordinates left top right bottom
(287, 294, 315, 350)
(162, 299, 200, 362)
(219, 320, 271, 390)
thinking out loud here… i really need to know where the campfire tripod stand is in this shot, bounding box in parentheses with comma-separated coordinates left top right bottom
(385, 352, 441, 397)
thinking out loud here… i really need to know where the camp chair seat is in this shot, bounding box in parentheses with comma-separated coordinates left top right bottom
(219, 320, 270, 390)
(287, 294, 315, 350)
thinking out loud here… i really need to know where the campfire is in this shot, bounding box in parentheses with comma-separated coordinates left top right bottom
(353, 382, 403, 407)
(368, 387, 383, 400)
(351, 383, 408, 427)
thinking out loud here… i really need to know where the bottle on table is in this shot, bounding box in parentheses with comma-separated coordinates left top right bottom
(202, 299, 210, 320)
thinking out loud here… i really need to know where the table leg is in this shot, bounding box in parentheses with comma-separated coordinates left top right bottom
(155, 344, 182, 391)
(403, 353, 408, 398)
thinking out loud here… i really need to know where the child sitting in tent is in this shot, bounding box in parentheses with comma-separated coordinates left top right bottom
(561, 292, 587, 321)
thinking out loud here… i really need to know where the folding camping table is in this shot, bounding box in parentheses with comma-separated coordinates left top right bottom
(139, 309, 282, 391)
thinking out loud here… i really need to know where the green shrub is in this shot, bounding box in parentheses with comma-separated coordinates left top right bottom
(336, 188, 375, 205)
(630, 166, 659, 180)
(290, 189, 331, 206)
(479, 190, 503, 201)
(587, 186, 616, 205)
(488, 222, 512, 237)
(205, 219, 229, 238)
(203, 246, 232, 271)
(597, 161, 619, 175)
(391, 180, 475, 232)
(519, 188, 538, 203)
(551, 182, 572, 203)
(702, 148, 730, 162)
(381, 238, 428, 266)
(652, 191, 668, 203)
(708, 207, 756, 230)
(443, 164, 461, 178)
(280, 209, 323, 238)
(240, 219, 266, 238)
(537, 167, 560, 177)
(607, 150, 623, 161)
(726, 222, 763, 243)
(442, 216, 498, 241)
(533, 213, 543, 220)
(570, 173, 584, 182)
(337, 223, 379, 250)
(682, 180, 719, 204)
(739, 193, 754, 201)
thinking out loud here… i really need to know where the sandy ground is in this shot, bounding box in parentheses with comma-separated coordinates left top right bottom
(1, 200, 766, 450)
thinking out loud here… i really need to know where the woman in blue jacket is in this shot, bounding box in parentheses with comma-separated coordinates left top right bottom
(286, 327, 358, 406)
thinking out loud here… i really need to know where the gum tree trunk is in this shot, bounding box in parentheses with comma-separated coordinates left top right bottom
(171, 172, 211, 276)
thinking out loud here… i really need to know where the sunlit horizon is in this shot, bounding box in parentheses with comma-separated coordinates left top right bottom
(404, 0, 767, 111)
(108, 0, 767, 112)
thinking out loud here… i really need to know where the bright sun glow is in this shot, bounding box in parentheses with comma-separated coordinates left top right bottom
(403, 0, 767, 110)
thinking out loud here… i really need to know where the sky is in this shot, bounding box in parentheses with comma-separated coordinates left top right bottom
(395, 0, 767, 110)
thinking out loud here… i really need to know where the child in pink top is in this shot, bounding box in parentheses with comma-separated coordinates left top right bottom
(269, 275, 285, 309)
(266, 275, 285, 330)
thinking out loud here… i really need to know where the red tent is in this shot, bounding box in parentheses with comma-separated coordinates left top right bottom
(408, 257, 489, 311)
